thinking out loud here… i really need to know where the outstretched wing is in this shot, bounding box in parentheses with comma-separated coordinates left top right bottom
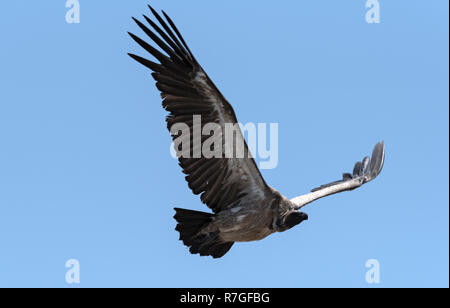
(128, 6, 271, 213)
(311, 141, 385, 192)
(291, 142, 385, 209)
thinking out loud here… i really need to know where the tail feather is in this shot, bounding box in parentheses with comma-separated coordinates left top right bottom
(174, 208, 234, 258)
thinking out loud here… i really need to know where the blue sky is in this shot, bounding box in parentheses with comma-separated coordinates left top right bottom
(0, 1, 448, 288)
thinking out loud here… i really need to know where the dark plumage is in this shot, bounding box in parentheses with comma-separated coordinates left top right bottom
(128, 5, 385, 258)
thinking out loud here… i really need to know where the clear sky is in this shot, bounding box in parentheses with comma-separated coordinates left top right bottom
(0, 1, 448, 288)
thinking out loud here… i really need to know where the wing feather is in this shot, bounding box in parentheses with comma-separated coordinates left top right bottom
(291, 142, 385, 209)
(311, 142, 385, 193)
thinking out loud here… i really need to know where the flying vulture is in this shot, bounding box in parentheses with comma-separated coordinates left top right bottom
(128, 5, 385, 258)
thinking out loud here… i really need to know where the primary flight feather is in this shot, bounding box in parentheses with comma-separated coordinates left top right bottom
(128, 5, 385, 258)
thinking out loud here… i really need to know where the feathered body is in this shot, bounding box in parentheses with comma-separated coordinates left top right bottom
(128, 5, 385, 258)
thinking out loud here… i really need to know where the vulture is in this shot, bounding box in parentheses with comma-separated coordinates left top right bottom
(128, 5, 385, 258)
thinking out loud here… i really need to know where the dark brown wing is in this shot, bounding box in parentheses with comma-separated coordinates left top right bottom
(128, 6, 271, 213)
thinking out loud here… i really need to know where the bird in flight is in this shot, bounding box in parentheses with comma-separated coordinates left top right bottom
(128, 5, 385, 258)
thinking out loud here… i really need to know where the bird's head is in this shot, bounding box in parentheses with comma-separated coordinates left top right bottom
(275, 211, 308, 232)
